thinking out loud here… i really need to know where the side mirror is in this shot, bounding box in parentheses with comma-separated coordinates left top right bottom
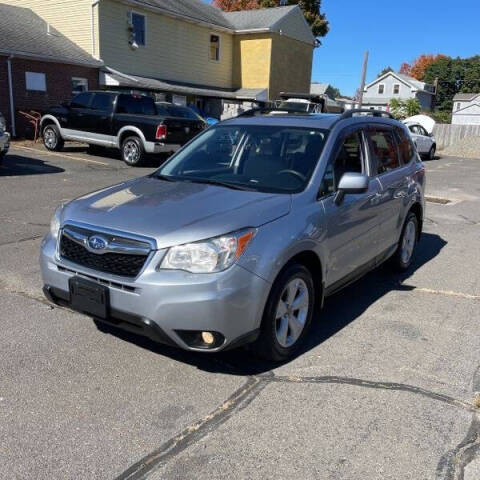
(334, 172, 369, 205)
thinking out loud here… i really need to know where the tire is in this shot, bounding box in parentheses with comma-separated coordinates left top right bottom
(391, 212, 418, 272)
(428, 144, 436, 160)
(252, 263, 315, 362)
(121, 136, 145, 166)
(42, 124, 64, 152)
(0, 151, 4, 165)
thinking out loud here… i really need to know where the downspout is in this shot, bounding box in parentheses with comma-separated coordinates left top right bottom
(91, 0, 101, 58)
(7, 55, 16, 137)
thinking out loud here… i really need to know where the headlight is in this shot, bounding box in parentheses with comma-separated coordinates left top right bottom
(160, 229, 256, 273)
(50, 204, 64, 240)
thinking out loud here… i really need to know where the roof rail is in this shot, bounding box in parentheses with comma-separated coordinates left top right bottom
(238, 107, 313, 117)
(340, 109, 394, 119)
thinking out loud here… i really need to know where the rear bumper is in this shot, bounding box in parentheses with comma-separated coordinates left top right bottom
(145, 141, 181, 154)
(40, 233, 270, 352)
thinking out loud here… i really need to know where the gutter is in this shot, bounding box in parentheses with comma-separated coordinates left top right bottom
(91, 0, 101, 58)
(7, 55, 16, 137)
(0, 49, 103, 68)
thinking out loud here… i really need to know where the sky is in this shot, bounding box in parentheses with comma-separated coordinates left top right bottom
(204, 0, 480, 97)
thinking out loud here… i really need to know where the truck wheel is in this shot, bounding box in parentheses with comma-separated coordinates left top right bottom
(43, 124, 64, 152)
(252, 263, 315, 362)
(121, 136, 145, 166)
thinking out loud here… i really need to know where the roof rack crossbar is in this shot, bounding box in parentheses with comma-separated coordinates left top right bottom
(340, 109, 394, 119)
(238, 107, 314, 117)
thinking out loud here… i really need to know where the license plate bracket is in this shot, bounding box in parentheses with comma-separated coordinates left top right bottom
(69, 277, 109, 319)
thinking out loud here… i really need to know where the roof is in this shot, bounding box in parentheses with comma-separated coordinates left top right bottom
(128, 1, 314, 43)
(310, 83, 330, 95)
(133, 0, 232, 29)
(223, 5, 298, 30)
(453, 93, 480, 101)
(101, 69, 267, 101)
(0, 3, 102, 67)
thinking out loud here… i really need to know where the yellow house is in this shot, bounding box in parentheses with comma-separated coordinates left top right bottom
(2, 0, 315, 117)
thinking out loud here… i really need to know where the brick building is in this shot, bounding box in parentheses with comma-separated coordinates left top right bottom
(0, 3, 102, 137)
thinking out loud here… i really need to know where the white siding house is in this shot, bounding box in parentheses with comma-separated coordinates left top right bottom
(452, 93, 480, 125)
(362, 72, 435, 111)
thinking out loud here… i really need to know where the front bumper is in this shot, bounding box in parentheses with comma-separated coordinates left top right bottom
(40, 233, 270, 352)
(144, 141, 181, 154)
(0, 132, 10, 154)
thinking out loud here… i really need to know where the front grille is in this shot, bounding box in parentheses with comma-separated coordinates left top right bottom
(60, 235, 148, 278)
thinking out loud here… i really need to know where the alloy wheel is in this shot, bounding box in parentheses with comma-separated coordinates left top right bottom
(275, 278, 309, 348)
(44, 128, 57, 149)
(401, 219, 416, 264)
(124, 140, 139, 164)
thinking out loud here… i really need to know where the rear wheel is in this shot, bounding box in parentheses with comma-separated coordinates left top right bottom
(121, 136, 145, 166)
(43, 124, 64, 151)
(428, 144, 436, 160)
(391, 212, 418, 272)
(253, 263, 315, 362)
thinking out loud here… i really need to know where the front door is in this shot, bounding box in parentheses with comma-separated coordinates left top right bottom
(68, 92, 94, 132)
(320, 128, 383, 287)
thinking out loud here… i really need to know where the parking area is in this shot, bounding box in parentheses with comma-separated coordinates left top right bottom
(1, 144, 480, 479)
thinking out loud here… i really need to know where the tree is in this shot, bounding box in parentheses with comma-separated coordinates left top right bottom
(388, 98, 420, 119)
(377, 66, 393, 78)
(409, 54, 446, 81)
(404, 98, 421, 117)
(213, 0, 329, 39)
(389, 98, 404, 119)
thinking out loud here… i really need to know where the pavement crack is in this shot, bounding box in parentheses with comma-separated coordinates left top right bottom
(115, 376, 267, 480)
(0, 234, 44, 247)
(268, 375, 477, 412)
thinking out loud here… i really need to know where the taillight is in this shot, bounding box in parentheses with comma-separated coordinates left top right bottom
(156, 125, 167, 141)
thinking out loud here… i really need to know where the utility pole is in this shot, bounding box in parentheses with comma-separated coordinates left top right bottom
(357, 51, 369, 108)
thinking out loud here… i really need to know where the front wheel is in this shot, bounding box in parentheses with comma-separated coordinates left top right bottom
(391, 212, 418, 272)
(253, 263, 315, 362)
(121, 136, 145, 166)
(43, 125, 64, 152)
(428, 144, 436, 160)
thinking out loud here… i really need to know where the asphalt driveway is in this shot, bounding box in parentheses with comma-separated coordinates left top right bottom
(1, 144, 479, 479)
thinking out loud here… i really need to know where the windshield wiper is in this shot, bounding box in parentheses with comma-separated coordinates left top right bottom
(151, 173, 177, 182)
(186, 178, 258, 192)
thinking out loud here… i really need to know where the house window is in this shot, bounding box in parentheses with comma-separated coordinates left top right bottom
(131, 12, 146, 46)
(72, 77, 88, 95)
(25, 72, 46, 92)
(210, 34, 220, 61)
(393, 84, 400, 95)
(457, 103, 461, 110)
(378, 84, 385, 94)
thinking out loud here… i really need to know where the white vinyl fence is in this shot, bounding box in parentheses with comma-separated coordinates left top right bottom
(433, 124, 480, 150)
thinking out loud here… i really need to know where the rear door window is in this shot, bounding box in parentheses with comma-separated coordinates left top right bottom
(91, 93, 114, 112)
(367, 129, 401, 175)
(116, 95, 156, 115)
(394, 127, 415, 164)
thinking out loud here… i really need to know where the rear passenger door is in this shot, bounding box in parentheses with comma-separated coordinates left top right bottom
(320, 128, 383, 287)
(366, 126, 409, 254)
(85, 93, 115, 137)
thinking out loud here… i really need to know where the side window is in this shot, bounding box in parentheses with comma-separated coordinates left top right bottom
(210, 34, 220, 61)
(116, 95, 156, 115)
(395, 127, 415, 165)
(320, 131, 364, 196)
(367, 129, 401, 175)
(131, 12, 146, 46)
(71, 92, 93, 109)
(91, 93, 114, 112)
(418, 126, 428, 136)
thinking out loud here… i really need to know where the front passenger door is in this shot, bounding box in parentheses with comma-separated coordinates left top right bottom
(320, 129, 383, 287)
(68, 92, 94, 132)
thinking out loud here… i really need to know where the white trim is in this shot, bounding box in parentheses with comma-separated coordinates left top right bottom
(452, 103, 480, 114)
(130, 10, 147, 47)
(209, 32, 221, 63)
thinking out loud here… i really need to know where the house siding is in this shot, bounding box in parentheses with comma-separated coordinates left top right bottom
(0, 55, 99, 137)
(98, 0, 233, 88)
(269, 34, 313, 100)
(452, 104, 480, 125)
(233, 34, 272, 95)
(0, 0, 95, 55)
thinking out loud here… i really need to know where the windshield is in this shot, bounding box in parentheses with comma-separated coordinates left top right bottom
(156, 125, 328, 194)
(156, 103, 202, 120)
(277, 101, 311, 112)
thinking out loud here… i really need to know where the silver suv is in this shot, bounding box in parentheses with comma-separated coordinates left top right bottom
(41, 109, 425, 361)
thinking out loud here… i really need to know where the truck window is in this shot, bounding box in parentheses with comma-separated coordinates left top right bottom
(71, 92, 93, 109)
(91, 93, 114, 112)
(116, 95, 156, 115)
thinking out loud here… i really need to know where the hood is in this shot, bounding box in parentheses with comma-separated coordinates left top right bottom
(63, 177, 291, 249)
(403, 114, 436, 134)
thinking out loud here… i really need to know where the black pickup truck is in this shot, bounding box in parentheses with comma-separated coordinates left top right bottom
(40, 91, 206, 166)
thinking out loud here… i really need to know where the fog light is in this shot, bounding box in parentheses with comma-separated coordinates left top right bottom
(201, 331, 215, 345)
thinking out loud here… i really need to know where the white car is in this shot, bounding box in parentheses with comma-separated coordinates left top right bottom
(0, 112, 10, 164)
(404, 115, 436, 160)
